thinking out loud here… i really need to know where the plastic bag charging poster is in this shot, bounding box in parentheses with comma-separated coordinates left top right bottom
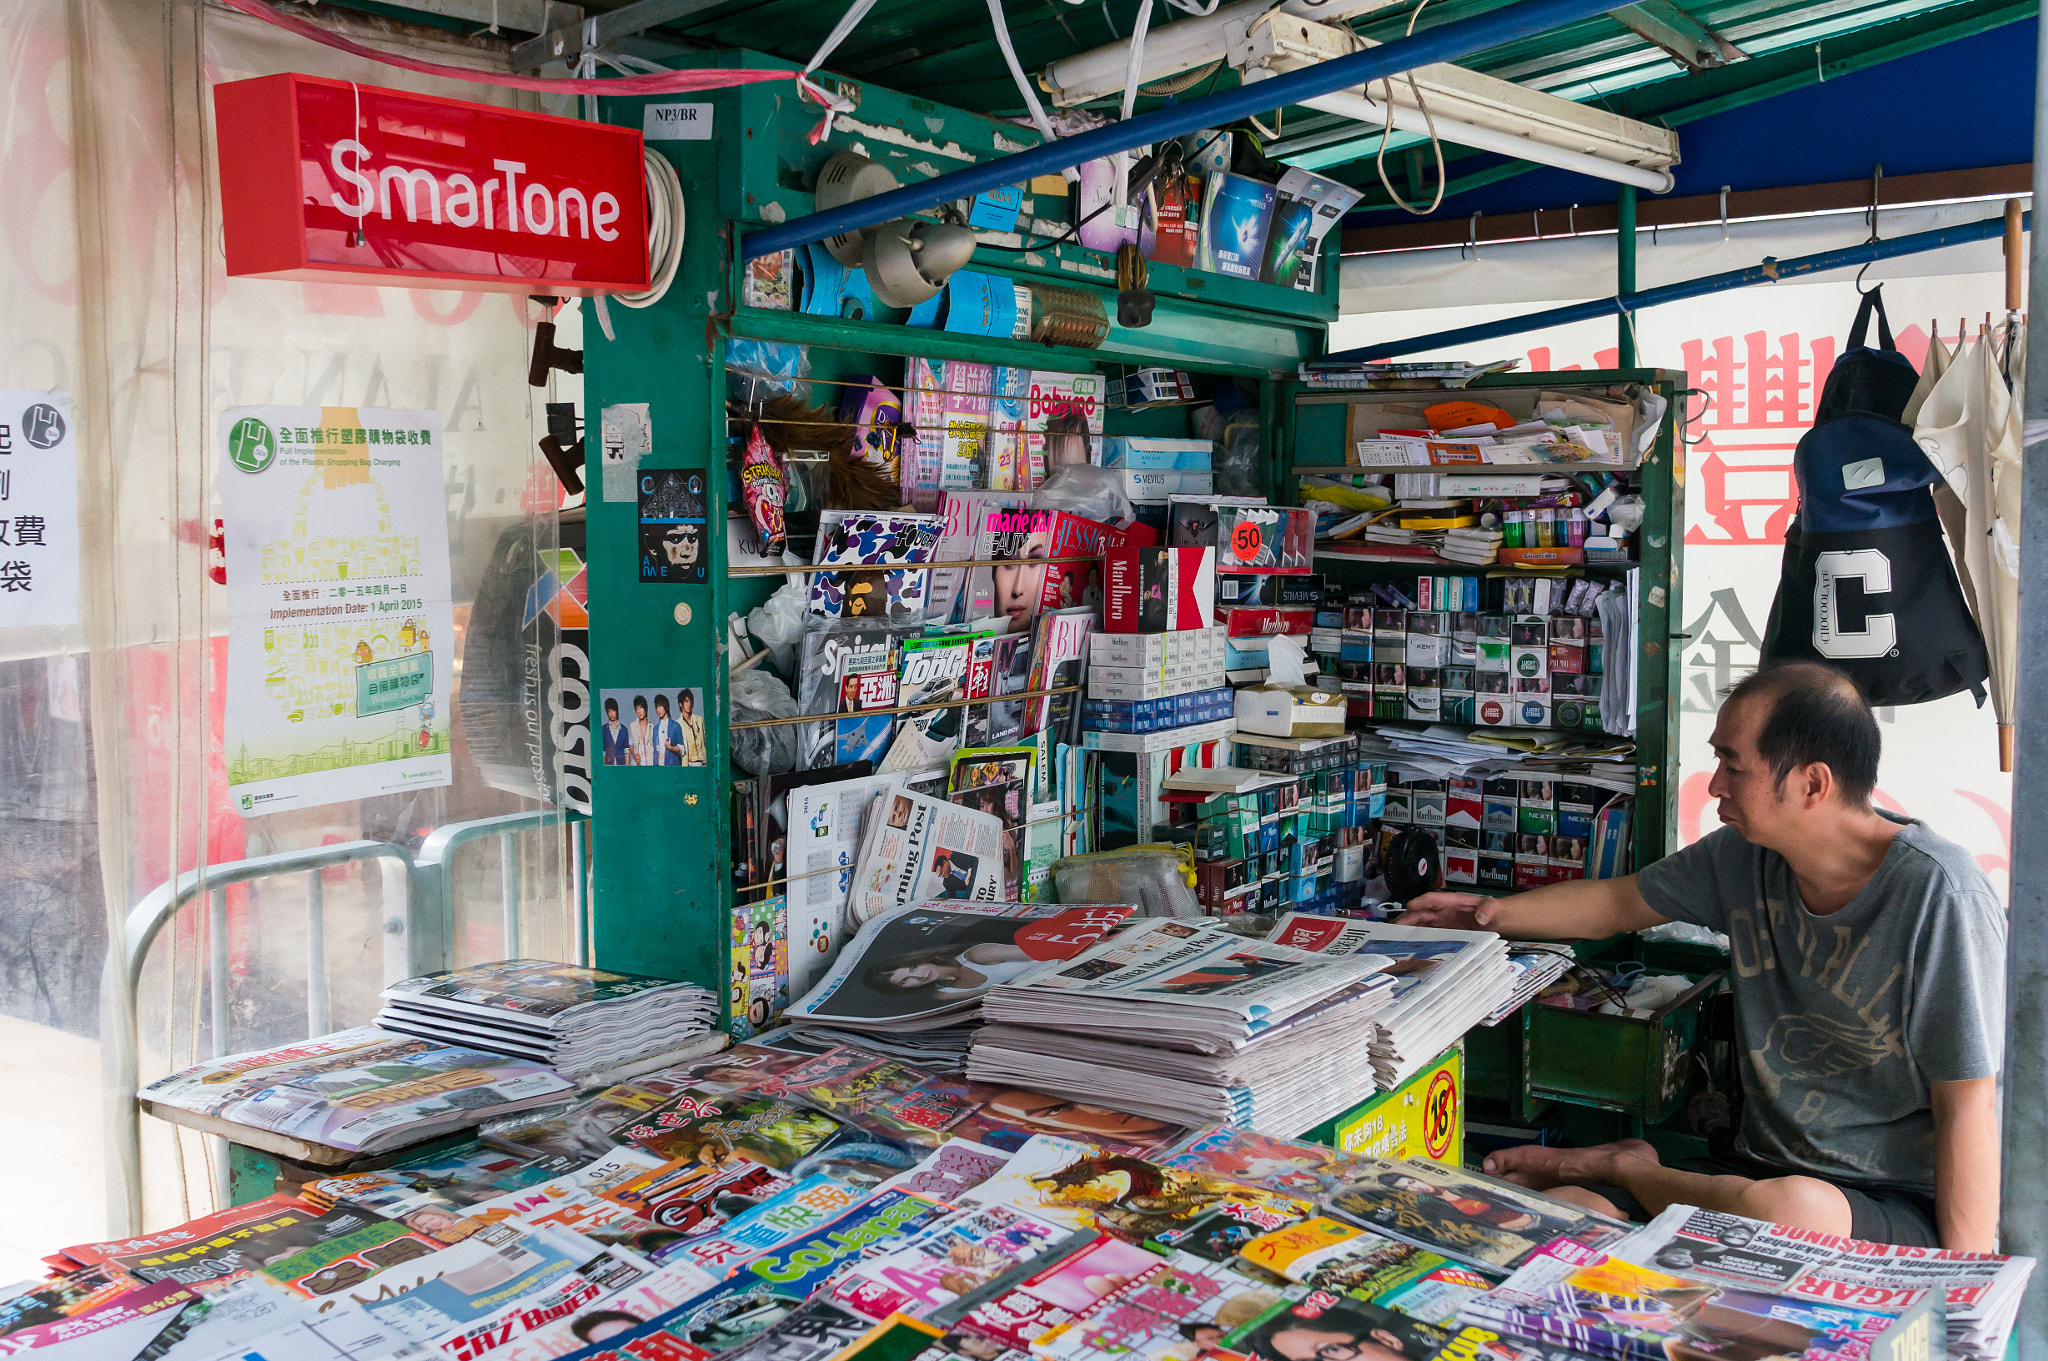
(220, 405, 455, 815)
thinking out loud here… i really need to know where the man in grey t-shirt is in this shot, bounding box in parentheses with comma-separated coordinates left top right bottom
(1406, 662, 2004, 1249)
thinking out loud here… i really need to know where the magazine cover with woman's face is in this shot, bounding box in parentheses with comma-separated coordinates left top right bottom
(788, 904, 1135, 1026)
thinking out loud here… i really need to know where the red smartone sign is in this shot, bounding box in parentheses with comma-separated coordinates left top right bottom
(215, 73, 650, 294)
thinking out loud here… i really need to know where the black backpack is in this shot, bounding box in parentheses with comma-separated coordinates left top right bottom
(1760, 288, 1989, 705)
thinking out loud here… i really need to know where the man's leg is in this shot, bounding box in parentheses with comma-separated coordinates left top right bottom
(1483, 1142, 1855, 1236)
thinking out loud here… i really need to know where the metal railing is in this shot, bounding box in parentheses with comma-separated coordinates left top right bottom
(104, 811, 584, 1235)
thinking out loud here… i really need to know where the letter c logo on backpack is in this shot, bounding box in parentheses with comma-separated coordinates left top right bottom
(1812, 549, 1898, 659)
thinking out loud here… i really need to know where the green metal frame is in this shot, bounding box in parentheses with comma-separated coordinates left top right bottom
(580, 54, 1333, 1010)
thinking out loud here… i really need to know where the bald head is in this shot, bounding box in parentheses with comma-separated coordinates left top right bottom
(1722, 663, 1881, 806)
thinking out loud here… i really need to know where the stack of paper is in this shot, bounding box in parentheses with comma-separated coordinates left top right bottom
(1611, 1203, 2036, 1361)
(1484, 945, 1577, 1025)
(1264, 915, 1514, 1088)
(377, 960, 718, 1077)
(970, 918, 1398, 1132)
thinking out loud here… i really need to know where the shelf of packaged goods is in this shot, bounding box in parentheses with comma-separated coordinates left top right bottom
(728, 683, 1084, 731)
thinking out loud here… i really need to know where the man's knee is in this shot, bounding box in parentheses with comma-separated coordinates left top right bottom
(1732, 1176, 1853, 1235)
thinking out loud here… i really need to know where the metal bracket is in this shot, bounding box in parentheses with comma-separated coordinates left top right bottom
(510, 0, 723, 72)
(1608, 0, 1745, 70)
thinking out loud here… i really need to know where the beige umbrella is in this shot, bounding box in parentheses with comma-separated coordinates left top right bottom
(1907, 327, 1978, 627)
(1915, 324, 2025, 768)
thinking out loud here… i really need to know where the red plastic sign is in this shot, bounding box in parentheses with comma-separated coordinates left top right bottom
(214, 73, 650, 294)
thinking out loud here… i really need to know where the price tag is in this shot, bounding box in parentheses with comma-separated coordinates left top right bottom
(1231, 519, 1264, 563)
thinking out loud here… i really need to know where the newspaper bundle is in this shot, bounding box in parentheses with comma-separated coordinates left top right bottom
(782, 901, 1135, 1032)
(376, 961, 718, 1077)
(845, 787, 1008, 923)
(1613, 1203, 2035, 1360)
(968, 919, 1400, 1133)
(1462, 1236, 1908, 1361)
(140, 1027, 576, 1155)
(1265, 914, 1514, 1086)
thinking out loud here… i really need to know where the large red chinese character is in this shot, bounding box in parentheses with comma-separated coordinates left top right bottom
(1680, 336, 1741, 428)
(1683, 441, 1799, 546)
(1745, 331, 1835, 426)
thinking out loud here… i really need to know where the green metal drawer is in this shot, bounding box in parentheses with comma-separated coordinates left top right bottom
(1522, 970, 1726, 1123)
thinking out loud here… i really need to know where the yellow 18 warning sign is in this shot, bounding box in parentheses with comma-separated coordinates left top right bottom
(1334, 1045, 1462, 1166)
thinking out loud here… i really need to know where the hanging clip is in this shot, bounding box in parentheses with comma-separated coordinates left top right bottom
(1719, 186, 1730, 241)
(1569, 203, 1578, 237)
(1532, 210, 1542, 242)
(1461, 211, 1481, 261)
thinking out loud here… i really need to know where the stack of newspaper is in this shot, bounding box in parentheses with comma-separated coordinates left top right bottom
(782, 901, 1137, 1034)
(1265, 914, 1514, 1087)
(1611, 1204, 2036, 1361)
(139, 1026, 577, 1156)
(968, 918, 1400, 1132)
(377, 960, 718, 1077)
(1485, 944, 1578, 1025)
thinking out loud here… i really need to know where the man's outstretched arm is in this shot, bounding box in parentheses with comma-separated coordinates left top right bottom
(1404, 874, 1671, 942)
(1933, 1076, 2000, 1252)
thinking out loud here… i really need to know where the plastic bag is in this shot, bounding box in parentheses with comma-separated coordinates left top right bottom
(731, 668, 799, 776)
(1214, 408, 1263, 497)
(1051, 845, 1199, 916)
(728, 338, 810, 406)
(1637, 919, 1730, 952)
(746, 581, 809, 676)
(1029, 464, 1134, 528)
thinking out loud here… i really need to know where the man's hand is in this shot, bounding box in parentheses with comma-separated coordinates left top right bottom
(1397, 875, 1668, 942)
(1403, 893, 1502, 931)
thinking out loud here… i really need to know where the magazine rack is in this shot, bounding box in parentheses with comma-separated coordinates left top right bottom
(574, 55, 1692, 1137)
(577, 55, 1332, 999)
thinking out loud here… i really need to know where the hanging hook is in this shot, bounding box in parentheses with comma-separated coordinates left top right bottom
(1865, 163, 1884, 244)
(1462, 211, 1482, 261)
(1719, 185, 1730, 242)
(1855, 259, 1877, 296)
(1569, 203, 1578, 237)
(1533, 210, 1542, 242)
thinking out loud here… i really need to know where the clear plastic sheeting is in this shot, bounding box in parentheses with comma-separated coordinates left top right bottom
(0, 0, 582, 1257)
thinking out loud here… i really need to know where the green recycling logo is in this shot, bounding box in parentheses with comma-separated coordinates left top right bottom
(228, 417, 277, 473)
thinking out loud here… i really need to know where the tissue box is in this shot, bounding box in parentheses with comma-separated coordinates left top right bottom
(1100, 434, 1209, 468)
(1104, 546, 1216, 633)
(1234, 684, 1348, 737)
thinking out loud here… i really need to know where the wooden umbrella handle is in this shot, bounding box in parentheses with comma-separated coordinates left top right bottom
(2005, 199, 2024, 313)
(2001, 724, 2015, 774)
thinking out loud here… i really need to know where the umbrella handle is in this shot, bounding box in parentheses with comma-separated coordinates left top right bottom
(2005, 200, 2024, 315)
(2001, 724, 2014, 775)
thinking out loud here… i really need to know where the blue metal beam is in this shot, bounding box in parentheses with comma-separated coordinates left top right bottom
(1325, 211, 2030, 362)
(742, 0, 1642, 261)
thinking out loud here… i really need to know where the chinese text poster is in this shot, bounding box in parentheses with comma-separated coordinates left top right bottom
(220, 405, 455, 815)
(0, 389, 80, 629)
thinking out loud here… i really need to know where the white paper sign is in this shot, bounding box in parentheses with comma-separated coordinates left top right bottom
(642, 103, 714, 140)
(220, 406, 455, 816)
(0, 389, 81, 629)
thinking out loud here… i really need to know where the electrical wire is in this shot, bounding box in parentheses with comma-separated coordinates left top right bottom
(1373, 0, 1447, 216)
(593, 146, 684, 346)
(979, 129, 1223, 254)
(986, 0, 1074, 182)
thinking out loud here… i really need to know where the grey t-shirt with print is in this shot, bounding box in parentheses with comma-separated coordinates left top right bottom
(1636, 815, 2004, 1194)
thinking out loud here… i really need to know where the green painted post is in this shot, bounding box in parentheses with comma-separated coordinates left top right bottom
(1616, 185, 1638, 367)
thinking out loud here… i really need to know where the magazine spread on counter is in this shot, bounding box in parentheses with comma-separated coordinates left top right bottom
(139, 1027, 576, 1155)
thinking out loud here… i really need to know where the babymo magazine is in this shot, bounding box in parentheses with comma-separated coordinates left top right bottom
(784, 902, 1135, 1029)
(139, 1027, 575, 1154)
(846, 788, 1009, 920)
(1323, 1156, 1631, 1270)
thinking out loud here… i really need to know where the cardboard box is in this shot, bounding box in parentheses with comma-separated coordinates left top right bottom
(1234, 684, 1348, 738)
(1104, 545, 1217, 633)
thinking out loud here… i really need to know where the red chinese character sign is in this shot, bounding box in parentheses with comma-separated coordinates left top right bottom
(214, 74, 650, 294)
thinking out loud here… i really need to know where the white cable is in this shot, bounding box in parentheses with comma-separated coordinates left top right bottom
(1165, 0, 1220, 11)
(987, 0, 1077, 183)
(596, 146, 684, 340)
(796, 0, 879, 140)
(1113, 0, 1154, 214)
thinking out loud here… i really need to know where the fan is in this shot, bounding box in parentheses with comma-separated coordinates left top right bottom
(1383, 827, 1442, 903)
(811, 150, 978, 308)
